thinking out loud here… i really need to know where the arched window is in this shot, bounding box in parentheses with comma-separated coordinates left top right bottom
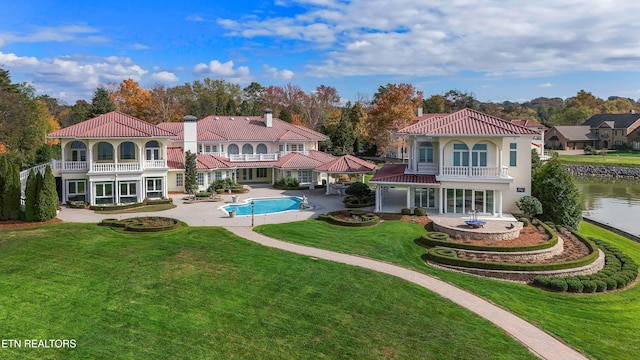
(119, 142, 136, 160)
(242, 144, 254, 154)
(70, 141, 86, 162)
(97, 142, 114, 161)
(418, 142, 433, 163)
(256, 143, 268, 154)
(452, 143, 469, 166)
(228, 144, 239, 155)
(471, 143, 488, 167)
(145, 141, 160, 160)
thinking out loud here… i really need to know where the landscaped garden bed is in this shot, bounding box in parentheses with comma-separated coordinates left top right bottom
(99, 216, 182, 232)
(318, 210, 379, 227)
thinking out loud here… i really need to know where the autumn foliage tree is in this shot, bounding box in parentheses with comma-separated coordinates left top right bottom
(111, 79, 158, 123)
(367, 83, 422, 155)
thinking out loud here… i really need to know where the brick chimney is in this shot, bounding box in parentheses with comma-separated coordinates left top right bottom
(415, 107, 423, 117)
(183, 115, 198, 156)
(264, 109, 273, 128)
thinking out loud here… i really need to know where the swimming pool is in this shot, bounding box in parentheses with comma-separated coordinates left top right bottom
(220, 196, 307, 216)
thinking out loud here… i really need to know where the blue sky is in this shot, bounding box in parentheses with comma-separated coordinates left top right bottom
(1, 0, 640, 104)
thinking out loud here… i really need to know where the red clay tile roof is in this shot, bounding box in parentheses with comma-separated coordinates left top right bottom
(48, 111, 176, 139)
(276, 152, 325, 169)
(167, 148, 234, 170)
(370, 164, 439, 185)
(399, 109, 539, 136)
(307, 150, 337, 163)
(315, 155, 376, 173)
(158, 116, 328, 142)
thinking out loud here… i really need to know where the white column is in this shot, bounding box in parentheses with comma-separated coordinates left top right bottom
(498, 146, 503, 170)
(90, 181, 95, 205)
(139, 143, 144, 169)
(62, 179, 67, 203)
(439, 187, 444, 214)
(60, 143, 66, 163)
(87, 143, 93, 172)
(139, 179, 144, 203)
(439, 147, 444, 176)
(326, 173, 330, 194)
(375, 186, 381, 212)
(272, 168, 276, 185)
(498, 190, 503, 217)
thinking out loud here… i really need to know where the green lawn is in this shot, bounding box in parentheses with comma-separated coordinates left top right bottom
(0, 223, 534, 359)
(557, 151, 640, 167)
(255, 220, 640, 360)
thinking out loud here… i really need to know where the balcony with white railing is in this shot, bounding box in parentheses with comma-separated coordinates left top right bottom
(439, 166, 510, 179)
(278, 150, 309, 157)
(417, 163, 439, 174)
(143, 159, 167, 169)
(52, 160, 88, 172)
(229, 153, 279, 162)
(90, 162, 141, 173)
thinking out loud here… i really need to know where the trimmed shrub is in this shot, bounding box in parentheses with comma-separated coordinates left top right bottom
(36, 166, 58, 221)
(401, 208, 412, 215)
(274, 177, 300, 190)
(518, 217, 529, 227)
(423, 232, 450, 242)
(566, 278, 584, 293)
(322, 210, 379, 227)
(594, 280, 607, 293)
(24, 169, 38, 221)
(549, 278, 568, 292)
(432, 247, 457, 258)
(195, 192, 211, 198)
(533, 276, 552, 288)
(581, 280, 597, 293)
(414, 207, 426, 216)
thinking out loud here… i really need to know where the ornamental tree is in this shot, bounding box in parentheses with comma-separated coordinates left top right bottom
(345, 182, 372, 204)
(532, 154, 582, 229)
(184, 150, 198, 194)
(516, 195, 543, 219)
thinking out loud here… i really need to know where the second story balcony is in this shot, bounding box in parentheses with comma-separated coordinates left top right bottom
(52, 159, 167, 174)
(229, 153, 279, 162)
(440, 166, 510, 178)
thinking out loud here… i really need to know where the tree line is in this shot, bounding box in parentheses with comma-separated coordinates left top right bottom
(2, 65, 640, 168)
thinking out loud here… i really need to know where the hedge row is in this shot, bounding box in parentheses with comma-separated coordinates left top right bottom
(425, 228, 599, 272)
(318, 210, 379, 227)
(418, 221, 558, 253)
(533, 236, 639, 292)
(89, 198, 173, 211)
(99, 216, 183, 232)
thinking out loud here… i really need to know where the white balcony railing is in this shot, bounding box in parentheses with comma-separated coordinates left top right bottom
(144, 159, 167, 169)
(201, 151, 227, 157)
(417, 163, 439, 174)
(52, 160, 88, 171)
(229, 153, 279, 162)
(278, 150, 309, 157)
(440, 166, 509, 178)
(91, 163, 141, 173)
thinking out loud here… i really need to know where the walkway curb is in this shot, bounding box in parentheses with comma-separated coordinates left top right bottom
(227, 226, 588, 360)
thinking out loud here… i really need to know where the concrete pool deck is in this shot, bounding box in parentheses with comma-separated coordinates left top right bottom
(56, 185, 365, 226)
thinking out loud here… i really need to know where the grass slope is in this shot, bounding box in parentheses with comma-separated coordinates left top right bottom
(0, 223, 533, 359)
(558, 152, 640, 167)
(255, 219, 640, 360)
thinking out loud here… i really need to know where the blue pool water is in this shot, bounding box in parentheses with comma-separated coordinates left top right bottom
(221, 196, 304, 216)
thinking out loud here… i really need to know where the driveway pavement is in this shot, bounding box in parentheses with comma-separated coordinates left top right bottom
(55, 185, 587, 360)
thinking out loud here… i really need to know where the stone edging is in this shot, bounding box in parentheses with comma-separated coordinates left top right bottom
(455, 237, 564, 262)
(427, 249, 605, 283)
(433, 220, 522, 241)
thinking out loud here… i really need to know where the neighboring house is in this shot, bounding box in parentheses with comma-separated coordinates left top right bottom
(544, 126, 597, 150)
(545, 112, 640, 150)
(47, 110, 375, 206)
(370, 109, 538, 216)
(581, 113, 640, 149)
(510, 119, 547, 155)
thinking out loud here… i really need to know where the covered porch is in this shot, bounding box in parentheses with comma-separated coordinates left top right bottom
(314, 155, 377, 195)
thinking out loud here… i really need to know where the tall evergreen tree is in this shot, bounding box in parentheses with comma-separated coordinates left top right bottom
(184, 151, 198, 194)
(36, 166, 58, 221)
(5, 163, 22, 219)
(91, 87, 116, 116)
(24, 169, 38, 221)
(0, 156, 7, 220)
(532, 154, 582, 229)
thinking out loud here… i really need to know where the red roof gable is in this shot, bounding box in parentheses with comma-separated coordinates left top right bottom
(315, 155, 376, 173)
(399, 109, 539, 136)
(48, 111, 176, 139)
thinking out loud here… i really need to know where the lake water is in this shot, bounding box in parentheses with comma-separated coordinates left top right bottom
(574, 176, 640, 236)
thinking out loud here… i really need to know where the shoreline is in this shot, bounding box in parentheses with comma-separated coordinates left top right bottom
(582, 217, 640, 243)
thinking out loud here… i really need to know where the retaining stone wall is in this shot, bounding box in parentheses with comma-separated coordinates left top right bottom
(564, 164, 640, 178)
(433, 221, 522, 241)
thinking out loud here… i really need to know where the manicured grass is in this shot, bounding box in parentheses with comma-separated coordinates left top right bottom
(255, 219, 640, 359)
(558, 152, 640, 167)
(95, 203, 177, 214)
(0, 223, 534, 359)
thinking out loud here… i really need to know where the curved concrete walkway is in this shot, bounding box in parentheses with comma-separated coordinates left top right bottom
(227, 227, 588, 360)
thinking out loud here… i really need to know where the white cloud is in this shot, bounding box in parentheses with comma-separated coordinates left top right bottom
(263, 65, 295, 80)
(132, 43, 150, 50)
(186, 15, 206, 22)
(0, 51, 147, 102)
(151, 71, 179, 83)
(218, 0, 640, 79)
(193, 59, 250, 82)
(539, 83, 554, 88)
(0, 24, 108, 45)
